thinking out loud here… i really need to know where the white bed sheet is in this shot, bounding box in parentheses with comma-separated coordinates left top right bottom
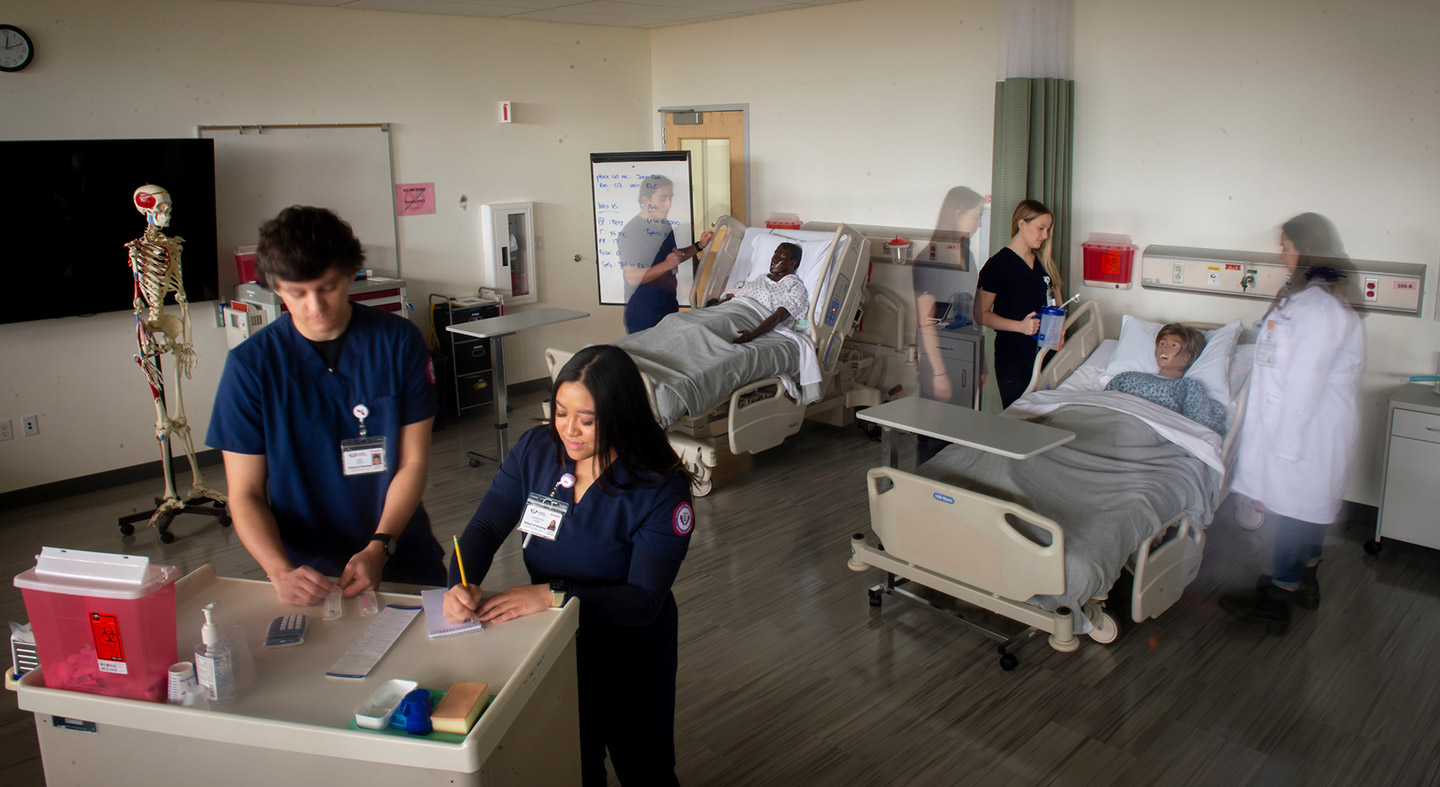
(1007, 338, 1255, 475)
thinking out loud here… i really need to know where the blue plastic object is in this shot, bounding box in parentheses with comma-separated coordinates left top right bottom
(398, 689, 432, 735)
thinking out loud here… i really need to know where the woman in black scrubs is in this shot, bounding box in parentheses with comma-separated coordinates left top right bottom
(975, 199, 1063, 408)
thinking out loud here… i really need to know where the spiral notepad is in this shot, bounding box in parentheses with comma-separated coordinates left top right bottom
(421, 588, 485, 639)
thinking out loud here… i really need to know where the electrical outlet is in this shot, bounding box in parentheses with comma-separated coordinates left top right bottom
(22, 414, 38, 437)
(0, 418, 11, 441)
(535, 235, 544, 251)
(1171, 261, 1184, 284)
(1363, 276, 1379, 302)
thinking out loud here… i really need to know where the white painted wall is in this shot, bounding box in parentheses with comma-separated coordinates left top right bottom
(651, 0, 1002, 230)
(0, 0, 651, 493)
(655, 0, 1440, 505)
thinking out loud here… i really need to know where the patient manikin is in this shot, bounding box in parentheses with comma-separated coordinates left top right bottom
(1105, 323, 1228, 434)
(707, 242, 809, 344)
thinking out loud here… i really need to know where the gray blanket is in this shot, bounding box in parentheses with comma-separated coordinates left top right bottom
(612, 300, 799, 426)
(918, 405, 1221, 621)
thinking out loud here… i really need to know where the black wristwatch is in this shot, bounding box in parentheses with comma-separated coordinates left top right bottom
(369, 533, 397, 557)
(550, 580, 568, 608)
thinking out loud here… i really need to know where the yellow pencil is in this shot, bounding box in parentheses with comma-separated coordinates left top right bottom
(453, 535, 470, 588)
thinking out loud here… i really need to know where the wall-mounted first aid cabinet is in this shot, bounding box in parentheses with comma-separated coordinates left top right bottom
(1140, 245, 1426, 316)
(481, 202, 537, 306)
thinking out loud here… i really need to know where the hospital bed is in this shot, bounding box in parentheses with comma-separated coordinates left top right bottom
(546, 217, 876, 495)
(847, 301, 1253, 670)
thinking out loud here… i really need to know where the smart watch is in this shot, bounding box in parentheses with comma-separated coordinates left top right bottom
(550, 580, 567, 609)
(369, 533, 397, 557)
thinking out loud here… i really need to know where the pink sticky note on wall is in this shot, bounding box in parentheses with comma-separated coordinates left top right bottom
(395, 183, 437, 216)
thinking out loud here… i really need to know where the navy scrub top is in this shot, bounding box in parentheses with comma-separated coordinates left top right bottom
(620, 213, 680, 334)
(977, 246, 1050, 386)
(207, 304, 445, 584)
(451, 426, 693, 629)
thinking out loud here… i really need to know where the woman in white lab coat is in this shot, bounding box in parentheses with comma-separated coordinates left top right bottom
(1220, 213, 1365, 633)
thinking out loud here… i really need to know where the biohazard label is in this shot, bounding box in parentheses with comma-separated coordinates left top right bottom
(90, 612, 127, 672)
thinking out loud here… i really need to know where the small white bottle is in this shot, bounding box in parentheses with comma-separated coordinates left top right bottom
(194, 602, 236, 704)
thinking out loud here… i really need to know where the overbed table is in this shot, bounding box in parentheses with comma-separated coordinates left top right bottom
(446, 307, 589, 467)
(16, 566, 580, 786)
(857, 396, 1075, 468)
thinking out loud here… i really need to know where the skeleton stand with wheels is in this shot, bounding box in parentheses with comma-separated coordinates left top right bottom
(117, 184, 230, 543)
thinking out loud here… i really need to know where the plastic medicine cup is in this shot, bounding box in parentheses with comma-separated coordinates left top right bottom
(167, 661, 197, 704)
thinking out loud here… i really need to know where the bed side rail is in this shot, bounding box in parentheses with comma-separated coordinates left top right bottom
(848, 282, 907, 350)
(807, 224, 870, 378)
(690, 215, 747, 309)
(727, 378, 805, 454)
(1024, 298, 1104, 396)
(867, 467, 1066, 599)
(1130, 513, 1205, 622)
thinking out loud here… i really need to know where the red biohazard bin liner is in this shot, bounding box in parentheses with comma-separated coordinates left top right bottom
(14, 548, 178, 702)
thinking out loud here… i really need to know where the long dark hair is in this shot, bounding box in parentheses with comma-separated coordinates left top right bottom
(548, 345, 689, 492)
(1282, 212, 1347, 269)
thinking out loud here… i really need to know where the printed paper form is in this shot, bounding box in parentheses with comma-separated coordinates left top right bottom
(325, 604, 421, 679)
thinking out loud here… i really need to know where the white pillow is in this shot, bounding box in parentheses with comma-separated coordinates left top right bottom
(1101, 315, 1243, 405)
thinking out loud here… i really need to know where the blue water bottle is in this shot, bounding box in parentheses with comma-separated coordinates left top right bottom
(1035, 305, 1065, 351)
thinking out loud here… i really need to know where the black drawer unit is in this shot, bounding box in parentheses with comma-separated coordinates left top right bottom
(433, 299, 501, 418)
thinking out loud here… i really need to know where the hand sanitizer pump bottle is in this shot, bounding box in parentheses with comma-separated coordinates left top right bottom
(195, 602, 236, 704)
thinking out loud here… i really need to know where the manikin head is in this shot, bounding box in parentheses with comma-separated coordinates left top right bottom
(768, 243, 802, 280)
(1154, 323, 1206, 379)
(133, 185, 172, 228)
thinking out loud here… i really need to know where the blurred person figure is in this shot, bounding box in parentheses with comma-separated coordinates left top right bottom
(1220, 212, 1364, 633)
(916, 186, 986, 462)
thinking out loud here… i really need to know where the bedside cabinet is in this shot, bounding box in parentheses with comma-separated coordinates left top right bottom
(1370, 385, 1440, 554)
(917, 324, 981, 409)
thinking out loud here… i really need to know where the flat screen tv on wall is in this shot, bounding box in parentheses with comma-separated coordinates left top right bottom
(2, 138, 219, 326)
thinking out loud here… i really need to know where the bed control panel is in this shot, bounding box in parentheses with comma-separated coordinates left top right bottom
(825, 272, 850, 327)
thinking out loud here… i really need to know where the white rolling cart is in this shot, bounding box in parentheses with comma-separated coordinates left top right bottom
(16, 566, 580, 785)
(1368, 385, 1440, 554)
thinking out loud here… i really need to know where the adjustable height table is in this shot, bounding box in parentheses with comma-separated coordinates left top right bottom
(446, 307, 589, 467)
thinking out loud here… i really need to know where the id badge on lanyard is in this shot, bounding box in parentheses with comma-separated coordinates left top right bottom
(518, 473, 576, 547)
(341, 404, 388, 476)
(1257, 319, 1281, 368)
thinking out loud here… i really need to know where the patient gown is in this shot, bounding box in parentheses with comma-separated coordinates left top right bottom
(1105, 372, 1228, 434)
(732, 273, 808, 328)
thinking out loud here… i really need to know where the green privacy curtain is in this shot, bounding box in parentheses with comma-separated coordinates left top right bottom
(989, 77, 1074, 291)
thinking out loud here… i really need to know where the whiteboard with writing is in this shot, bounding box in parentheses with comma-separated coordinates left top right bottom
(591, 152, 695, 306)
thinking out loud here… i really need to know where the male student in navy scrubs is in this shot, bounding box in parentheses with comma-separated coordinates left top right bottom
(208, 206, 446, 605)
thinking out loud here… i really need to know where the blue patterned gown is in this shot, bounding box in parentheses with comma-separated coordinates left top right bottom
(1104, 372, 1228, 434)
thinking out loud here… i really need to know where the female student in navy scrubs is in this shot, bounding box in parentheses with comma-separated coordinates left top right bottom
(445, 345, 693, 786)
(209, 206, 446, 605)
(975, 199, 1064, 408)
(620, 175, 713, 333)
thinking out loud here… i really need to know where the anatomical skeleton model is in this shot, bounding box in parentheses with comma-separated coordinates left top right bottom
(125, 185, 226, 533)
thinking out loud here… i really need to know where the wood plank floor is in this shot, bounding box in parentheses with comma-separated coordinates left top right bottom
(3, 390, 1439, 785)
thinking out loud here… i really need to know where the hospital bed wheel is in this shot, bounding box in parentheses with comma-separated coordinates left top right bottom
(867, 589, 883, 607)
(998, 653, 1019, 671)
(218, 513, 232, 527)
(159, 529, 176, 545)
(119, 523, 135, 536)
(1088, 611, 1120, 644)
(1363, 539, 1382, 555)
(691, 476, 713, 497)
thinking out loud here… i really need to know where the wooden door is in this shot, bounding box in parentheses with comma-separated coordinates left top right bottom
(664, 110, 746, 227)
